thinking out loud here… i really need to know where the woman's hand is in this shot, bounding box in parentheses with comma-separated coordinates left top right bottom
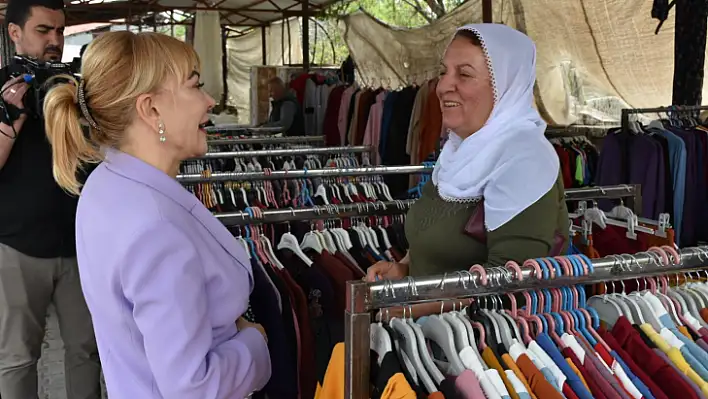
(366, 261, 409, 282)
(236, 318, 267, 343)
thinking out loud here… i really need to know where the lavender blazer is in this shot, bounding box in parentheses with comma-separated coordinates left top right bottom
(75, 148, 271, 398)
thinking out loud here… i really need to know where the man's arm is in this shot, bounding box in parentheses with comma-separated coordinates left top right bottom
(0, 118, 25, 170)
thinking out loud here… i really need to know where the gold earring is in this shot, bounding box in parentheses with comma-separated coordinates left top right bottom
(158, 121, 166, 143)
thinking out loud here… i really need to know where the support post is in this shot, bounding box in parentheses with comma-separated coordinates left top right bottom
(221, 27, 229, 108)
(261, 25, 267, 65)
(482, 0, 493, 23)
(302, 0, 310, 70)
(672, 0, 708, 105)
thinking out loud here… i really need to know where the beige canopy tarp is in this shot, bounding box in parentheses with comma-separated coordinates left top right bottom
(338, 0, 703, 125)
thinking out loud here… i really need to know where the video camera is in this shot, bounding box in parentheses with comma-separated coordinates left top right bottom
(2, 55, 81, 119)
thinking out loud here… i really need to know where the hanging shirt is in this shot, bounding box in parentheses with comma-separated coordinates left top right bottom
(535, 333, 595, 399)
(611, 316, 700, 399)
(508, 341, 564, 399)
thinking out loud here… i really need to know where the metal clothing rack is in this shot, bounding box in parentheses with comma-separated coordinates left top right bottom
(206, 136, 325, 146)
(212, 185, 641, 225)
(344, 246, 708, 398)
(621, 105, 708, 131)
(194, 146, 372, 160)
(205, 125, 283, 135)
(177, 165, 432, 183)
(215, 200, 414, 225)
(565, 184, 642, 215)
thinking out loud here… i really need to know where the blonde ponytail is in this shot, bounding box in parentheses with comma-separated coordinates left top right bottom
(44, 77, 100, 196)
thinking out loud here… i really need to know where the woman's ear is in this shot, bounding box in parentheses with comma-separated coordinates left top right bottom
(134, 93, 160, 130)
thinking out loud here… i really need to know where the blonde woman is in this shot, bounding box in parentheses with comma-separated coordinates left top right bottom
(43, 31, 271, 398)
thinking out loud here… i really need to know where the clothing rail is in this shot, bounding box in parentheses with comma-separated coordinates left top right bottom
(193, 146, 372, 160)
(206, 136, 324, 146)
(176, 165, 432, 183)
(565, 184, 642, 215)
(212, 185, 640, 225)
(215, 200, 415, 225)
(344, 245, 708, 398)
(205, 125, 283, 135)
(621, 105, 708, 130)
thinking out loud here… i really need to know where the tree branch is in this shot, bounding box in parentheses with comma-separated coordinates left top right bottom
(424, 0, 446, 18)
(401, 0, 434, 23)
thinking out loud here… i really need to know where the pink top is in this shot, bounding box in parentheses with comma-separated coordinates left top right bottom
(456, 369, 486, 398)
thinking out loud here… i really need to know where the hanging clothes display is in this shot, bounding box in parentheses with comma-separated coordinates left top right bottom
(339, 245, 708, 399)
(548, 136, 600, 189)
(595, 107, 708, 247)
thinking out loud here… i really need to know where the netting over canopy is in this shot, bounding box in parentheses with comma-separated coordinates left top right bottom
(338, 0, 703, 125)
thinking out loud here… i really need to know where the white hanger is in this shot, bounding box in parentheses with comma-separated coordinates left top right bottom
(390, 316, 437, 393)
(277, 231, 313, 266)
(300, 229, 324, 254)
(235, 235, 252, 259)
(370, 314, 392, 366)
(260, 235, 285, 270)
(314, 184, 329, 205)
(441, 312, 471, 351)
(419, 314, 466, 376)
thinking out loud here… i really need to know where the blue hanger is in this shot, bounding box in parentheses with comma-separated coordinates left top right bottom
(243, 208, 257, 257)
(567, 256, 596, 345)
(538, 258, 564, 335)
(578, 254, 600, 329)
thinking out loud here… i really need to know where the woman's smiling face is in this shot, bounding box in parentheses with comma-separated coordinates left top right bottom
(436, 33, 495, 139)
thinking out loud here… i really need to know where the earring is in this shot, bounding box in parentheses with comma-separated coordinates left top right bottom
(158, 121, 166, 143)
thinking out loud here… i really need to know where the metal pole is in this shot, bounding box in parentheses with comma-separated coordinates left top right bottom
(177, 165, 433, 183)
(193, 145, 372, 159)
(215, 199, 415, 225)
(207, 136, 325, 146)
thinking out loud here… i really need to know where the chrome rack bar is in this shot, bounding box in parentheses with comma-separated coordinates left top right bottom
(344, 246, 708, 398)
(215, 200, 414, 225)
(207, 136, 325, 146)
(194, 146, 372, 160)
(205, 124, 283, 135)
(565, 184, 642, 214)
(621, 105, 708, 133)
(177, 165, 433, 183)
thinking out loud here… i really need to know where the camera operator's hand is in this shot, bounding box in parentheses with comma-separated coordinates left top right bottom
(2, 75, 29, 111)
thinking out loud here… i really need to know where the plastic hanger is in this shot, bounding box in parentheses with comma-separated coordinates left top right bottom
(390, 312, 437, 393)
(370, 308, 392, 366)
(276, 226, 313, 266)
(418, 313, 465, 376)
(314, 184, 329, 205)
(300, 224, 324, 254)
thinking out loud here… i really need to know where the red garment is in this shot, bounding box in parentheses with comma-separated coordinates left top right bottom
(333, 251, 364, 279)
(277, 269, 317, 399)
(564, 384, 580, 399)
(289, 73, 311, 104)
(554, 145, 573, 188)
(611, 316, 699, 399)
(323, 86, 345, 145)
(597, 327, 670, 399)
(562, 347, 609, 399)
(591, 225, 649, 257)
(593, 342, 614, 366)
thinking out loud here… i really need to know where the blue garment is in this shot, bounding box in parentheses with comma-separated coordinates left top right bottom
(658, 313, 708, 380)
(379, 91, 399, 157)
(610, 350, 656, 399)
(536, 333, 594, 399)
(653, 128, 686, 244)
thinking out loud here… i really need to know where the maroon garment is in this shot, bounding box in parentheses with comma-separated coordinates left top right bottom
(277, 269, 317, 399)
(323, 86, 345, 145)
(310, 251, 356, 316)
(562, 347, 609, 399)
(598, 326, 670, 399)
(611, 316, 699, 399)
(333, 251, 364, 279)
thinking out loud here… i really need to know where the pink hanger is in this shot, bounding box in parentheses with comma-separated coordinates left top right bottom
(469, 264, 489, 286)
(523, 259, 543, 280)
(661, 245, 680, 264)
(648, 246, 669, 266)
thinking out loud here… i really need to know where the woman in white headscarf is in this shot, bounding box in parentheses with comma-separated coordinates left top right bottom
(367, 24, 569, 280)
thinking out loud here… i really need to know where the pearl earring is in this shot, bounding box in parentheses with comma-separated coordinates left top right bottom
(158, 121, 166, 143)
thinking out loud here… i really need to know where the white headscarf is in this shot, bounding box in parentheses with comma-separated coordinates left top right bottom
(432, 23, 559, 231)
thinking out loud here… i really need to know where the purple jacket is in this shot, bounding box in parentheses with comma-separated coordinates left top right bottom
(75, 148, 271, 398)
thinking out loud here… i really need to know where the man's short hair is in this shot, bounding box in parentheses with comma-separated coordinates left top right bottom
(268, 77, 284, 87)
(6, 0, 65, 28)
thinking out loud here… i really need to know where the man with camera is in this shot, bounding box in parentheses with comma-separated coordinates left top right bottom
(0, 1, 101, 398)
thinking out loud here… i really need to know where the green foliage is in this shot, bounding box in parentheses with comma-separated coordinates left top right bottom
(310, 0, 464, 66)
